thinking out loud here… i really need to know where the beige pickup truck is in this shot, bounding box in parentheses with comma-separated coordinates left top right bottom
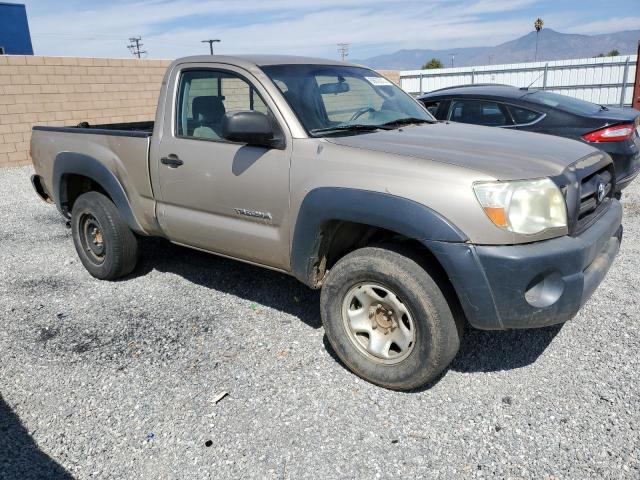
(30, 55, 622, 390)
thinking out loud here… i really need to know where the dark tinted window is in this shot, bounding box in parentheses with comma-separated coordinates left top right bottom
(508, 105, 543, 124)
(524, 91, 601, 115)
(422, 100, 440, 117)
(449, 99, 511, 126)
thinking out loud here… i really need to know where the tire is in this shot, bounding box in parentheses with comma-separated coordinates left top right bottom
(320, 246, 461, 391)
(70, 191, 138, 280)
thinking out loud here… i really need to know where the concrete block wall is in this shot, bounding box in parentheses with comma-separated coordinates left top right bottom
(0, 55, 171, 168)
(0, 54, 400, 168)
(377, 70, 401, 85)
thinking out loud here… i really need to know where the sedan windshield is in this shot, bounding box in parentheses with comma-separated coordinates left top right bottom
(261, 64, 434, 136)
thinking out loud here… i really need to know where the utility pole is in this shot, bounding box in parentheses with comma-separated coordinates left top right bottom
(127, 36, 147, 58)
(202, 39, 221, 55)
(337, 43, 350, 62)
(449, 53, 456, 68)
(534, 18, 544, 62)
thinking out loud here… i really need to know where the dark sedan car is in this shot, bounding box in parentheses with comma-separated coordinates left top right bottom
(418, 85, 640, 193)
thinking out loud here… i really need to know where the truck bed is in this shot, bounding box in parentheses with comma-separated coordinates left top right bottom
(30, 120, 156, 233)
(33, 121, 154, 138)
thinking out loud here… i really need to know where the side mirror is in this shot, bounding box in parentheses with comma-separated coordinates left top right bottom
(221, 111, 276, 147)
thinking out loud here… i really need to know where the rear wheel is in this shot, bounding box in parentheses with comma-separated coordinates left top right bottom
(71, 192, 138, 280)
(320, 246, 461, 390)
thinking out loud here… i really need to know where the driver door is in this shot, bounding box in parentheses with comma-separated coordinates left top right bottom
(153, 64, 292, 270)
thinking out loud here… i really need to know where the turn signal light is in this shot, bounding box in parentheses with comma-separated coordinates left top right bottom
(582, 123, 635, 143)
(483, 206, 508, 227)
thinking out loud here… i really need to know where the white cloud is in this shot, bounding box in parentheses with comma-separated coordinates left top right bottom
(464, 0, 539, 14)
(141, 8, 535, 60)
(565, 16, 640, 35)
(20, 0, 639, 60)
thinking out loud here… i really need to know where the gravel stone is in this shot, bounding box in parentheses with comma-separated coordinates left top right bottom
(1, 165, 639, 479)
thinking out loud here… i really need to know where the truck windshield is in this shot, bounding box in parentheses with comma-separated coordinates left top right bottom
(261, 64, 434, 136)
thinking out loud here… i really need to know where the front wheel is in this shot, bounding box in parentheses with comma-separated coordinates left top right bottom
(320, 246, 461, 390)
(71, 192, 138, 280)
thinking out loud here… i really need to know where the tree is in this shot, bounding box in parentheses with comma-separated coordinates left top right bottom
(597, 49, 621, 58)
(422, 58, 444, 70)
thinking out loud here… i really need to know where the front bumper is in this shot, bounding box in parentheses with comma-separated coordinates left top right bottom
(426, 200, 623, 330)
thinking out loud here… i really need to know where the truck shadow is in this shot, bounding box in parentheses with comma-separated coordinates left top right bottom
(451, 324, 563, 373)
(0, 395, 73, 479)
(322, 323, 562, 391)
(130, 237, 562, 377)
(131, 237, 322, 329)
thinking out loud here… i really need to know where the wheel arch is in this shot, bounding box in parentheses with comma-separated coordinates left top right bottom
(52, 152, 144, 233)
(290, 187, 468, 288)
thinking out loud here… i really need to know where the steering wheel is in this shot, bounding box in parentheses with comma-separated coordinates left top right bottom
(349, 106, 375, 122)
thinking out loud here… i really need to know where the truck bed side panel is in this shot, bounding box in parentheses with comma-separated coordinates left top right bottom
(30, 129, 161, 235)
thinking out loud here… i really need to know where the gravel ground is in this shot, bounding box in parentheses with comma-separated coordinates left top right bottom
(1, 165, 639, 479)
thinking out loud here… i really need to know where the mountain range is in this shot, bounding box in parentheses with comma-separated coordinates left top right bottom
(353, 29, 640, 70)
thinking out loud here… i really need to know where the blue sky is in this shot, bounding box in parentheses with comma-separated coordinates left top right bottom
(20, 0, 640, 60)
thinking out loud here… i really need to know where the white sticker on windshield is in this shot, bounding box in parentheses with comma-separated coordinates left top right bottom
(365, 76, 393, 86)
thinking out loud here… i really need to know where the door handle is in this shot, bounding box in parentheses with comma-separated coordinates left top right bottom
(161, 154, 184, 168)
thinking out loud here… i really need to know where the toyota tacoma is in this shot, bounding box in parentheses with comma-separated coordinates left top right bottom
(30, 55, 623, 390)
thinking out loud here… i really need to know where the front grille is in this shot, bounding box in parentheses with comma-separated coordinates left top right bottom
(574, 165, 614, 233)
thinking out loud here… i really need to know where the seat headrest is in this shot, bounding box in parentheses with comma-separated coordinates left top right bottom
(192, 96, 226, 123)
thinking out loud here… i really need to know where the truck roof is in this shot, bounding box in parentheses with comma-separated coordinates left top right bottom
(170, 54, 358, 70)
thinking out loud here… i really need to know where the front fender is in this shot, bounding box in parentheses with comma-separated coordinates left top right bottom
(290, 187, 467, 286)
(52, 152, 144, 233)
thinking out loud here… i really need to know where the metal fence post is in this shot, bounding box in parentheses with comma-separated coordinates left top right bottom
(543, 63, 548, 90)
(634, 42, 640, 110)
(471, 69, 475, 85)
(419, 73, 423, 96)
(620, 56, 630, 107)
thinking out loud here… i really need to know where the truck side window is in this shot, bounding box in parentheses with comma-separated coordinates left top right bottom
(176, 70, 270, 140)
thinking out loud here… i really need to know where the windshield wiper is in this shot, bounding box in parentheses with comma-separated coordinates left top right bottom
(310, 124, 389, 136)
(310, 118, 432, 136)
(380, 117, 433, 128)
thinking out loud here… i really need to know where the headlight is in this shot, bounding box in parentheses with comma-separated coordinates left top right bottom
(473, 178, 567, 234)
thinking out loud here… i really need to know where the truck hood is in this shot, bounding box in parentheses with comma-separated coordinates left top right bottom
(325, 121, 601, 180)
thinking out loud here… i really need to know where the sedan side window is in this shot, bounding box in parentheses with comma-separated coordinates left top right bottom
(176, 70, 270, 140)
(508, 105, 543, 125)
(449, 99, 512, 127)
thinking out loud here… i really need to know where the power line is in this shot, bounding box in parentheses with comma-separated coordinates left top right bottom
(337, 43, 350, 62)
(127, 36, 147, 58)
(202, 39, 221, 55)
